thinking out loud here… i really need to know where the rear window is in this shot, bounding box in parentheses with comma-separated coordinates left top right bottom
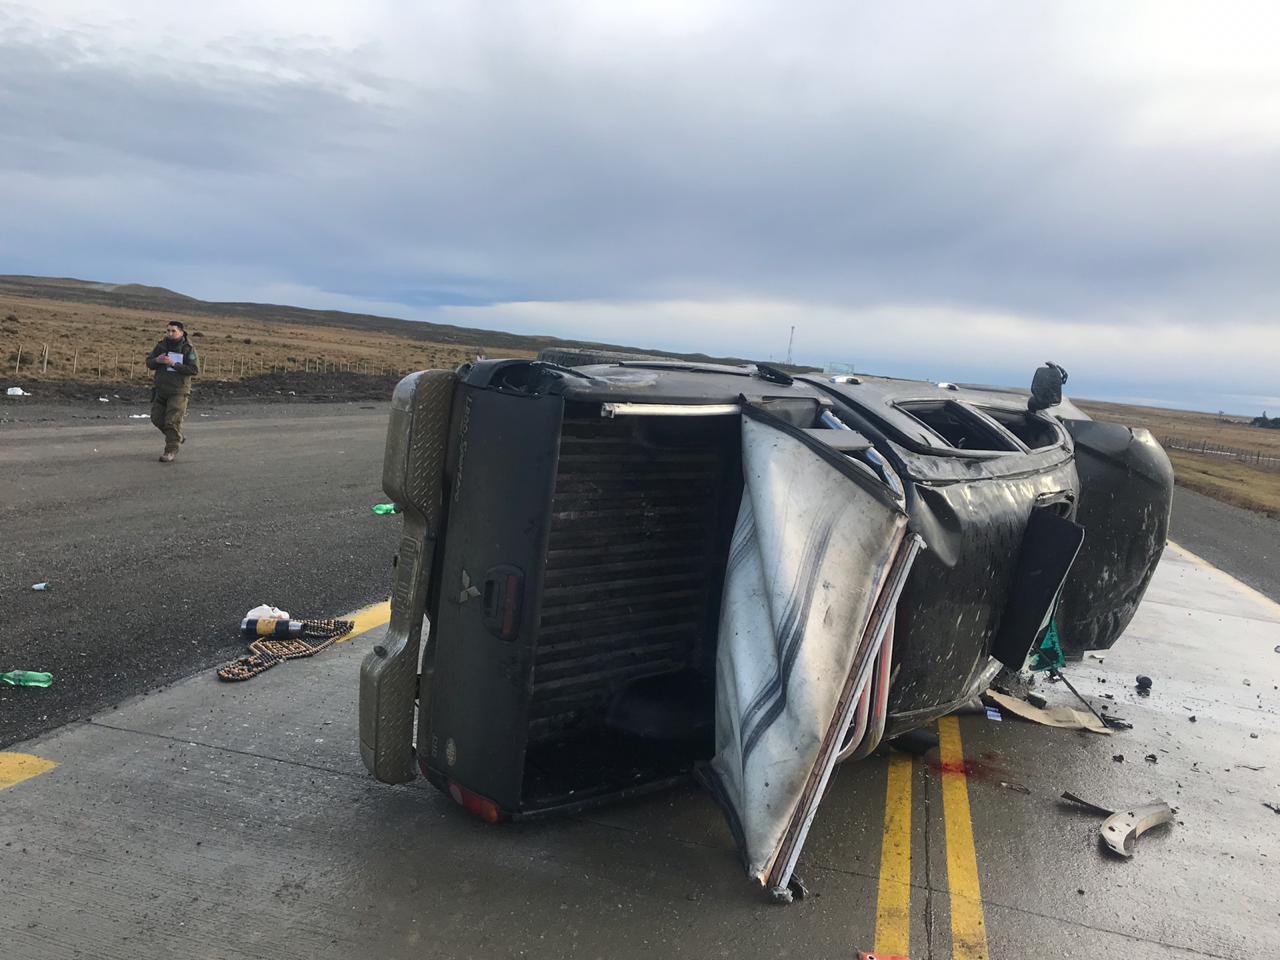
(896, 400, 1018, 452)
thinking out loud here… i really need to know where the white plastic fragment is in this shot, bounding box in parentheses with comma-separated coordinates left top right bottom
(244, 604, 290, 620)
(7, 386, 30, 396)
(32, 582, 49, 591)
(1100, 801, 1174, 857)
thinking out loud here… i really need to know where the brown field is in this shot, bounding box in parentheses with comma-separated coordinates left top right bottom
(1, 294, 527, 386)
(1077, 399, 1280, 519)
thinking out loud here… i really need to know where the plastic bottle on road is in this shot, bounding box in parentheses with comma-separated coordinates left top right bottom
(371, 503, 401, 515)
(1, 671, 53, 688)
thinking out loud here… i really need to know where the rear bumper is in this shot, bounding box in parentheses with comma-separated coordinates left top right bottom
(359, 370, 456, 784)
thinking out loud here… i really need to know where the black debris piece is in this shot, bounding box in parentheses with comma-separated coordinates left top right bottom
(1144, 754, 1158, 764)
(1189, 715, 1196, 722)
(1060, 791, 1115, 817)
(1263, 802, 1280, 815)
(1112, 754, 1124, 763)
(890, 729, 940, 756)
(1135, 675, 1153, 696)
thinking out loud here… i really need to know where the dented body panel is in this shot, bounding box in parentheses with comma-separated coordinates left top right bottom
(359, 357, 1172, 892)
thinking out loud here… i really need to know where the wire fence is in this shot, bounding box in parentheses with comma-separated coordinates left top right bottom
(5, 340, 455, 383)
(1161, 435, 1280, 471)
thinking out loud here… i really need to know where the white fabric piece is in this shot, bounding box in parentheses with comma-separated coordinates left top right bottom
(709, 415, 907, 885)
(244, 604, 291, 620)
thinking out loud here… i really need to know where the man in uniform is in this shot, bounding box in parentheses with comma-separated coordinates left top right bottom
(145, 320, 200, 462)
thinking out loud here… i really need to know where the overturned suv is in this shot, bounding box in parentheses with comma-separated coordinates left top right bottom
(359, 353, 1172, 899)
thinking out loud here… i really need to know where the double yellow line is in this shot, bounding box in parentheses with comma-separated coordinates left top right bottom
(873, 716, 990, 959)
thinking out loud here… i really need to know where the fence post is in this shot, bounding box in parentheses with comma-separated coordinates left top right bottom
(72, 348, 78, 375)
(41, 343, 49, 374)
(13, 344, 21, 374)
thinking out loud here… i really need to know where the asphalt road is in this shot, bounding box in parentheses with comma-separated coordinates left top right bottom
(5, 398, 1279, 749)
(1, 396, 399, 747)
(1167, 486, 1280, 603)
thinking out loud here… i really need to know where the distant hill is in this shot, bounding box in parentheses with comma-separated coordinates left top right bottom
(0, 274, 812, 370)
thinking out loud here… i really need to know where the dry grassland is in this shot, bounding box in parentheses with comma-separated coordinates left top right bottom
(1, 294, 528, 385)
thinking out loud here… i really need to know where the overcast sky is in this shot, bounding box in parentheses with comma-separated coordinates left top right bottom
(2, 1, 1278, 411)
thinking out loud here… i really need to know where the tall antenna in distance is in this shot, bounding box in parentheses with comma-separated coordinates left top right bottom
(785, 325, 794, 366)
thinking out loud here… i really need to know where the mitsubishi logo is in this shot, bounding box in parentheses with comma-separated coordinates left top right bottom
(457, 569, 481, 604)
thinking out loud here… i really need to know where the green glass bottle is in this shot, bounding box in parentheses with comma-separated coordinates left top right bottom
(1, 671, 53, 688)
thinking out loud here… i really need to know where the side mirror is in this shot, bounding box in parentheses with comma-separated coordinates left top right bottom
(1028, 362, 1068, 412)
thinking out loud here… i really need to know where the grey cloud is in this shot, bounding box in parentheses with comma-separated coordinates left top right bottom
(1, 3, 1277, 412)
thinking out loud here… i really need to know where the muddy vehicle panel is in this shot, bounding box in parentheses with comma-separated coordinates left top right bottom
(360, 357, 1172, 897)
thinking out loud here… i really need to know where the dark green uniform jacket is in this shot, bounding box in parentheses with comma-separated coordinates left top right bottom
(145, 336, 200, 397)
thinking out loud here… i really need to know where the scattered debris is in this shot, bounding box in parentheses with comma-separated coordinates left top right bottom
(1049, 668, 1128, 730)
(1144, 754, 1158, 764)
(1100, 802, 1175, 858)
(1112, 754, 1124, 763)
(216, 617, 354, 681)
(1250, 733, 1260, 739)
(1025, 691, 1048, 709)
(371, 502, 401, 515)
(1236, 764, 1266, 771)
(890, 729, 940, 756)
(1104, 716, 1134, 730)
(1243, 679, 1252, 687)
(31, 582, 48, 591)
(1, 670, 53, 688)
(985, 689, 1110, 735)
(97, 396, 109, 403)
(1135, 675, 1153, 695)
(985, 706, 1003, 721)
(6, 386, 30, 396)
(1087, 652, 1106, 662)
(1264, 802, 1280, 815)
(128, 413, 149, 419)
(1188, 715, 1196, 722)
(1060, 791, 1115, 817)
(999, 780, 1031, 794)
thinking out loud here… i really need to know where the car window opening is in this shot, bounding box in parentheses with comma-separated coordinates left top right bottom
(980, 407, 1061, 449)
(897, 400, 1018, 451)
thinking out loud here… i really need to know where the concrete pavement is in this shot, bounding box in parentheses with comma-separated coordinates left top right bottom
(2, 545, 1278, 959)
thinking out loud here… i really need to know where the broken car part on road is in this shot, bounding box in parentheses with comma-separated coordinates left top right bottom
(359, 355, 1173, 897)
(1100, 802, 1175, 858)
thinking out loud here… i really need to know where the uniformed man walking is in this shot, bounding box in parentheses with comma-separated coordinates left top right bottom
(145, 321, 200, 462)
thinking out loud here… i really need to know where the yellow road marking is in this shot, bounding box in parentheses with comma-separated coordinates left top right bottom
(873, 752, 914, 956)
(1167, 541, 1280, 618)
(335, 600, 392, 644)
(0, 752, 58, 791)
(938, 716, 989, 960)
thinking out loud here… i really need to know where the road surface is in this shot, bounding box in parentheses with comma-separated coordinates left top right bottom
(1, 397, 398, 747)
